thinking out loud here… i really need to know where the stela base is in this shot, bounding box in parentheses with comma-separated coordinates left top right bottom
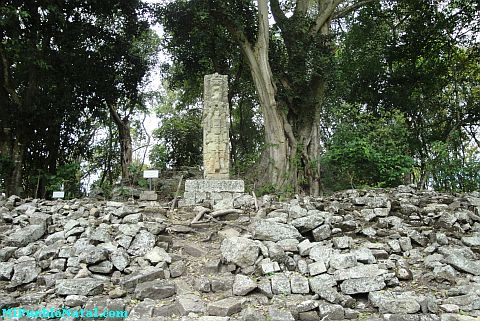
(139, 191, 158, 201)
(181, 179, 245, 207)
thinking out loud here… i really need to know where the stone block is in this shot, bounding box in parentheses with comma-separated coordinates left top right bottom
(185, 179, 245, 192)
(290, 274, 310, 294)
(139, 191, 158, 201)
(206, 297, 243, 316)
(271, 273, 291, 295)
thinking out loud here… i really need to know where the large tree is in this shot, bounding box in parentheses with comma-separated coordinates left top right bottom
(161, 0, 372, 195)
(0, 1, 157, 196)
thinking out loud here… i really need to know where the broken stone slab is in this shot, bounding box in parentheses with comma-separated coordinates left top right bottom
(333, 264, 387, 281)
(332, 236, 353, 249)
(10, 258, 41, 287)
(291, 213, 325, 232)
(290, 274, 310, 294)
(369, 291, 422, 314)
(267, 307, 295, 321)
(251, 219, 302, 241)
(261, 260, 281, 274)
(5, 225, 45, 247)
(127, 230, 156, 256)
(233, 274, 256, 296)
(312, 224, 332, 241)
(309, 274, 337, 293)
(461, 233, 480, 247)
(353, 247, 377, 264)
(309, 245, 334, 263)
(182, 243, 207, 257)
(176, 294, 206, 316)
(0, 262, 14, 280)
(88, 260, 113, 274)
(340, 275, 386, 294)
(206, 297, 243, 316)
(144, 247, 172, 264)
(443, 253, 480, 276)
(134, 280, 176, 300)
(318, 302, 345, 320)
(220, 236, 259, 268)
(308, 261, 327, 276)
(120, 267, 165, 290)
(184, 179, 245, 192)
(329, 253, 357, 270)
(55, 278, 104, 296)
(271, 273, 291, 295)
(110, 249, 130, 271)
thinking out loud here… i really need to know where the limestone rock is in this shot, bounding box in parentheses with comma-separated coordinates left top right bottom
(206, 297, 243, 316)
(271, 273, 291, 295)
(176, 294, 206, 316)
(233, 274, 256, 296)
(134, 280, 176, 300)
(11, 259, 40, 286)
(6, 225, 45, 247)
(128, 230, 156, 256)
(340, 276, 386, 294)
(291, 213, 325, 232)
(251, 220, 302, 241)
(220, 237, 259, 268)
(55, 278, 104, 296)
(443, 253, 480, 275)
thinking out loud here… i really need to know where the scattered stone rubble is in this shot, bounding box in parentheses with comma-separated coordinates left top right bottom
(1, 185, 480, 321)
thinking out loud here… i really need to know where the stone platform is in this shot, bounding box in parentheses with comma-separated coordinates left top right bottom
(182, 179, 244, 206)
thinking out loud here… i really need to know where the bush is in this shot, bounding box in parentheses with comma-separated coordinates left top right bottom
(322, 110, 414, 191)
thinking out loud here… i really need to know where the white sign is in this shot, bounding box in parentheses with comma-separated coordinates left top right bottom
(52, 191, 65, 198)
(143, 170, 159, 178)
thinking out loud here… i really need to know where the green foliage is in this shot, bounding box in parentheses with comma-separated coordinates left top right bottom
(151, 108, 202, 168)
(322, 109, 414, 191)
(39, 162, 81, 199)
(127, 162, 149, 188)
(428, 140, 480, 193)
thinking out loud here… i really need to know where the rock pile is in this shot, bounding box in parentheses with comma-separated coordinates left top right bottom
(1, 185, 480, 321)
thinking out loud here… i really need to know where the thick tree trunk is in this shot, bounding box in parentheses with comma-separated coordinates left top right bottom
(9, 131, 24, 196)
(109, 104, 133, 184)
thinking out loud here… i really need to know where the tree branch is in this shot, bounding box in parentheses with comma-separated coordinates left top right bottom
(333, 0, 377, 19)
(309, 0, 344, 36)
(256, 0, 270, 50)
(271, 0, 288, 28)
(294, 0, 309, 17)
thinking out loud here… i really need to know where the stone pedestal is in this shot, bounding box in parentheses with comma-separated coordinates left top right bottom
(182, 179, 244, 206)
(181, 73, 245, 207)
(139, 191, 158, 201)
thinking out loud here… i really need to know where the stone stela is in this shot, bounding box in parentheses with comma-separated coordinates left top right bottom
(183, 73, 245, 207)
(203, 73, 230, 179)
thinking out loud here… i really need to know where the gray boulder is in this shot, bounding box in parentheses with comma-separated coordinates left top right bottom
(6, 225, 45, 247)
(10, 258, 41, 287)
(220, 237, 259, 268)
(251, 220, 302, 242)
(128, 230, 156, 256)
(55, 278, 104, 296)
(134, 280, 176, 300)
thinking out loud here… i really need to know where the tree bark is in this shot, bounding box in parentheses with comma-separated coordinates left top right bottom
(108, 104, 133, 185)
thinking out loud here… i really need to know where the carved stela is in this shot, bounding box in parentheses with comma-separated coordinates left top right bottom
(203, 73, 230, 179)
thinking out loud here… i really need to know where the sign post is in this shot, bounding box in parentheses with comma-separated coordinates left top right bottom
(143, 170, 159, 191)
(52, 191, 65, 199)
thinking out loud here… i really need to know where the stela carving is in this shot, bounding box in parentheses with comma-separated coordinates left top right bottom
(203, 73, 229, 179)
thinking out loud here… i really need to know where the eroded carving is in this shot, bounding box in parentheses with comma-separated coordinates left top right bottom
(203, 73, 229, 179)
